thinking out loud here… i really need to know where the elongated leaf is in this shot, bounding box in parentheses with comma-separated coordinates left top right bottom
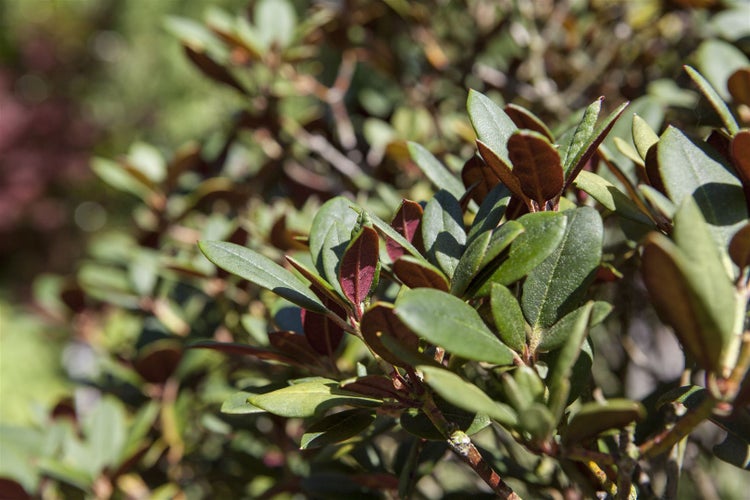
(286, 256, 351, 312)
(467, 89, 518, 165)
(247, 380, 382, 418)
(466, 183, 511, 245)
(198, 241, 327, 314)
(564, 101, 629, 187)
(462, 155, 501, 204)
(573, 170, 653, 225)
(407, 142, 465, 199)
(421, 190, 466, 278)
(395, 289, 515, 365)
(368, 209, 426, 263)
(685, 65, 740, 135)
(191, 339, 302, 366)
(632, 114, 659, 160)
(386, 199, 424, 261)
(522, 207, 603, 330)
(301, 298, 345, 357)
(475, 213, 567, 294)
(339, 226, 380, 307)
(562, 399, 645, 445)
(656, 126, 747, 245)
(310, 197, 359, 286)
(451, 230, 492, 297)
(400, 401, 491, 440)
(361, 303, 420, 366)
(341, 375, 407, 400)
(562, 98, 602, 175)
(490, 284, 526, 352)
(504, 103, 554, 141)
(221, 392, 265, 414)
(418, 365, 517, 426)
(393, 255, 450, 291)
(508, 130, 564, 206)
(537, 303, 595, 352)
(301, 409, 375, 449)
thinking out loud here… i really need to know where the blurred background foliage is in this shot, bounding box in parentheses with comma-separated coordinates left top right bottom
(0, 0, 749, 498)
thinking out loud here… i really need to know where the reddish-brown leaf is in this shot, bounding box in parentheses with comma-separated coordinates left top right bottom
(339, 226, 380, 307)
(728, 68, 750, 106)
(392, 256, 450, 291)
(729, 223, 750, 269)
(507, 131, 564, 207)
(476, 140, 527, 202)
(504, 103, 554, 141)
(341, 375, 407, 400)
(184, 46, 247, 94)
(461, 154, 500, 204)
(731, 131, 750, 184)
(301, 297, 347, 357)
(387, 200, 424, 261)
(361, 303, 420, 366)
(191, 339, 300, 366)
(268, 330, 326, 367)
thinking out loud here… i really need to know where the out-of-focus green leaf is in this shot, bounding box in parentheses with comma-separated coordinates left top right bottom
(451, 230, 492, 297)
(421, 190, 466, 278)
(83, 396, 127, 474)
(418, 365, 517, 426)
(247, 380, 382, 418)
(221, 392, 266, 415)
(255, 0, 297, 49)
(685, 64, 740, 134)
(198, 241, 327, 314)
(632, 114, 659, 160)
(562, 399, 645, 445)
(301, 409, 375, 449)
(395, 289, 515, 365)
(522, 207, 603, 330)
(408, 142, 465, 199)
(573, 170, 653, 225)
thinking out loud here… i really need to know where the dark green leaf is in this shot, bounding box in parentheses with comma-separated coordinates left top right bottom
(562, 98, 602, 176)
(421, 190, 466, 278)
(451, 230, 492, 297)
(198, 241, 327, 314)
(490, 284, 526, 352)
(562, 399, 645, 445)
(466, 183, 511, 246)
(301, 409, 375, 449)
(467, 89, 518, 165)
(408, 142, 465, 199)
(247, 380, 382, 418)
(395, 289, 515, 365)
(573, 170, 653, 226)
(522, 207, 603, 330)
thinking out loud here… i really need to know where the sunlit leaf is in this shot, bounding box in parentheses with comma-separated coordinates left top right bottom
(247, 380, 382, 418)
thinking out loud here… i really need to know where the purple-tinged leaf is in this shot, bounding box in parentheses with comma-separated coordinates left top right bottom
(386, 200, 424, 261)
(361, 303, 420, 366)
(301, 297, 347, 357)
(476, 140, 527, 203)
(507, 130, 564, 208)
(190, 339, 304, 367)
(339, 226, 380, 309)
(286, 256, 351, 314)
(341, 375, 408, 400)
(461, 155, 501, 205)
(268, 331, 329, 368)
(504, 103, 554, 141)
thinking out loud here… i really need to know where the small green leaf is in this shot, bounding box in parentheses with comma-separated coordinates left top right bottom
(198, 241, 327, 314)
(418, 365, 517, 426)
(490, 284, 526, 352)
(518, 403, 556, 441)
(395, 289, 515, 365)
(632, 114, 659, 160)
(466, 183, 510, 246)
(685, 64, 740, 135)
(467, 89, 518, 165)
(300, 409, 375, 449)
(421, 190, 466, 278)
(247, 380, 382, 418)
(407, 142, 465, 199)
(573, 170, 653, 226)
(255, 0, 297, 49)
(538, 302, 600, 352)
(221, 392, 265, 414)
(522, 207, 603, 330)
(562, 399, 645, 445)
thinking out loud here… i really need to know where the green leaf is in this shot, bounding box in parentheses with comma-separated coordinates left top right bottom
(490, 284, 526, 352)
(91, 157, 151, 199)
(467, 90, 518, 165)
(199, 241, 327, 314)
(517, 403, 556, 441)
(656, 125, 747, 247)
(368, 209, 426, 263)
(632, 114, 659, 160)
(466, 183, 510, 246)
(562, 399, 645, 445)
(538, 302, 602, 352)
(221, 392, 265, 414)
(395, 289, 515, 365)
(562, 98, 602, 177)
(573, 170, 653, 226)
(545, 302, 594, 420)
(247, 380, 382, 418)
(408, 142, 465, 199)
(400, 401, 491, 440)
(418, 365, 517, 426)
(451, 230, 492, 297)
(421, 190, 466, 278)
(83, 396, 127, 474)
(255, 0, 297, 49)
(685, 64, 740, 135)
(301, 409, 375, 449)
(522, 207, 603, 330)
(310, 197, 359, 281)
